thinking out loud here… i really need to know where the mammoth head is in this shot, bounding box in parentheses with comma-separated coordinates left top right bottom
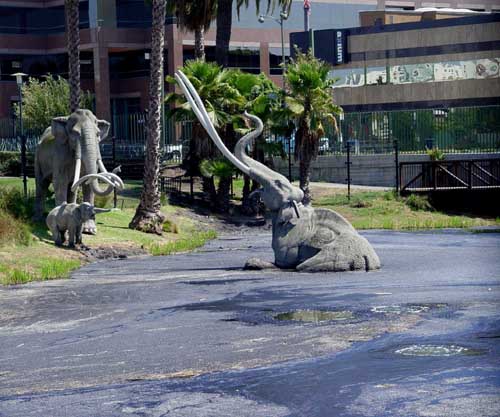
(174, 70, 304, 213)
(50, 109, 123, 196)
(79, 202, 110, 222)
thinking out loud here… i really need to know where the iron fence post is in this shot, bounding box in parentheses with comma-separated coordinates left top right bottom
(21, 134, 27, 198)
(394, 139, 399, 192)
(112, 135, 117, 208)
(346, 140, 351, 201)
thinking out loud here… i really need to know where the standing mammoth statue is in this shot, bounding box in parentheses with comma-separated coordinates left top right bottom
(175, 70, 380, 272)
(34, 109, 124, 234)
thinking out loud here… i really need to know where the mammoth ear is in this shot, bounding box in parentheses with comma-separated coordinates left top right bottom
(97, 119, 110, 141)
(51, 116, 69, 142)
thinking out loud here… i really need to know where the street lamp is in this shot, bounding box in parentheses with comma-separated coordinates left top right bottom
(259, 9, 292, 180)
(258, 10, 288, 85)
(12, 72, 28, 198)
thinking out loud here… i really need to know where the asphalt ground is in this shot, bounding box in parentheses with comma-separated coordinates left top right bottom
(0, 230, 499, 416)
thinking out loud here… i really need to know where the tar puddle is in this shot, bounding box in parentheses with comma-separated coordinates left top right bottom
(394, 344, 485, 357)
(273, 310, 354, 323)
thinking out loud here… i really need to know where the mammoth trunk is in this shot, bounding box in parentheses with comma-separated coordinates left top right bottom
(81, 128, 113, 196)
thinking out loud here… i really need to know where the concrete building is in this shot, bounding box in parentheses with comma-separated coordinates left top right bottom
(1, 0, 497, 121)
(291, 8, 500, 111)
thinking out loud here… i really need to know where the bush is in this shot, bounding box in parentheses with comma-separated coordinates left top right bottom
(0, 152, 21, 176)
(0, 211, 31, 246)
(0, 187, 34, 220)
(405, 194, 434, 211)
(94, 194, 112, 208)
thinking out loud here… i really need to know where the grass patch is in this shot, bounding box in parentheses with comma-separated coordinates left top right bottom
(0, 258, 82, 285)
(0, 177, 217, 285)
(149, 230, 217, 256)
(316, 190, 499, 230)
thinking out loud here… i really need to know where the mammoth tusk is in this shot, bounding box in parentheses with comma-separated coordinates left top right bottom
(72, 158, 81, 189)
(175, 71, 251, 176)
(97, 160, 124, 189)
(94, 208, 111, 214)
(71, 173, 115, 192)
(292, 201, 301, 218)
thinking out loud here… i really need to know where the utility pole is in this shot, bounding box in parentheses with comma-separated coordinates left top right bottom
(304, 0, 311, 31)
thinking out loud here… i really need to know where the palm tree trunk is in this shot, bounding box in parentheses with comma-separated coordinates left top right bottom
(216, 176, 232, 212)
(65, 0, 80, 112)
(215, 0, 233, 67)
(299, 155, 313, 205)
(194, 27, 205, 60)
(130, 0, 166, 234)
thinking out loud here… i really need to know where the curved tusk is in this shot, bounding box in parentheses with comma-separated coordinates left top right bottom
(292, 201, 301, 218)
(100, 172, 124, 190)
(97, 160, 125, 189)
(71, 158, 82, 189)
(175, 71, 250, 176)
(71, 173, 115, 192)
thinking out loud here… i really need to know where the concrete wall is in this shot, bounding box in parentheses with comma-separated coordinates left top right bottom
(273, 152, 500, 187)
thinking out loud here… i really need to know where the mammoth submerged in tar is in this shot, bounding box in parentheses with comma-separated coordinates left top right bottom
(175, 70, 380, 272)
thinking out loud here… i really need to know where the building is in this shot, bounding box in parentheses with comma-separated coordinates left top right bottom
(291, 7, 500, 111)
(1, 0, 497, 122)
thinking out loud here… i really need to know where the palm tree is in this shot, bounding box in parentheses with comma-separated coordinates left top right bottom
(166, 60, 244, 209)
(285, 49, 341, 204)
(216, 0, 290, 66)
(130, 0, 167, 233)
(64, 0, 80, 112)
(168, 0, 217, 60)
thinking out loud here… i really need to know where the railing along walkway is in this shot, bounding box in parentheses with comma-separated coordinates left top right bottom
(399, 159, 500, 192)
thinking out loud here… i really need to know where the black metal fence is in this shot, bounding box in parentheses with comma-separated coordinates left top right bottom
(1, 105, 499, 159)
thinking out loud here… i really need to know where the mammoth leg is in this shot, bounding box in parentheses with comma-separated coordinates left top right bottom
(67, 226, 76, 248)
(53, 178, 68, 206)
(53, 228, 64, 246)
(81, 183, 97, 235)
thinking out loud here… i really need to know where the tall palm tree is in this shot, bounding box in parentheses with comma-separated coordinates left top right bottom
(285, 50, 341, 204)
(64, 0, 80, 112)
(130, 0, 167, 233)
(216, 0, 290, 66)
(168, 0, 217, 60)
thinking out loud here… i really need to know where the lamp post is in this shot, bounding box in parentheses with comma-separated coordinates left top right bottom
(259, 9, 292, 180)
(12, 72, 28, 198)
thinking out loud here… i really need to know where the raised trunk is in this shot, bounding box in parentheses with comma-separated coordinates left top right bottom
(129, 0, 166, 234)
(194, 28, 205, 61)
(215, 0, 233, 67)
(65, 0, 80, 113)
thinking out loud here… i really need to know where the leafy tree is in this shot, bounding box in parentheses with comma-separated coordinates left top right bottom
(168, 0, 217, 60)
(166, 60, 244, 210)
(64, 0, 81, 112)
(285, 49, 341, 203)
(130, 0, 167, 234)
(17, 75, 92, 133)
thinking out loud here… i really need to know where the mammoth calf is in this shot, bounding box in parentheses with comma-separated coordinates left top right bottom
(175, 70, 380, 272)
(46, 202, 109, 247)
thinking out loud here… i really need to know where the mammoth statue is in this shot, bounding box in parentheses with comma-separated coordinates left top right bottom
(175, 70, 380, 272)
(34, 109, 123, 234)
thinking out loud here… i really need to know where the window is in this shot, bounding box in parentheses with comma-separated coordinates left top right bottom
(228, 47, 260, 74)
(269, 47, 290, 75)
(109, 50, 153, 79)
(116, 0, 175, 28)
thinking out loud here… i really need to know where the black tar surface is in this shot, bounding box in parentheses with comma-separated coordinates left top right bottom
(0, 230, 499, 416)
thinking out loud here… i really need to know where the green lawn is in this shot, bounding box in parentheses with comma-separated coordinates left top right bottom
(0, 177, 216, 285)
(315, 190, 500, 230)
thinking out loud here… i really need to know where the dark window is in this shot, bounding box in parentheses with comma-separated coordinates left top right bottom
(0, 3, 88, 35)
(0, 52, 94, 81)
(228, 47, 260, 73)
(109, 50, 155, 79)
(116, 0, 175, 28)
(269, 47, 289, 75)
(111, 97, 142, 115)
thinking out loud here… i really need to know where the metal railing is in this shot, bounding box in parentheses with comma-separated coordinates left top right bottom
(400, 159, 500, 192)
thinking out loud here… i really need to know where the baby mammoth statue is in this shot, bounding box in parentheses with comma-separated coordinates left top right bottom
(46, 202, 109, 247)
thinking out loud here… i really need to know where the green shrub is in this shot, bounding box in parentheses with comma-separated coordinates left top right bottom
(94, 194, 112, 208)
(405, 194, 433, 211)
(162, 219, 179, 234)
(0, 211, 32, 246)
(426, 147, 445, 161)
(0, 187, 34, 220)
